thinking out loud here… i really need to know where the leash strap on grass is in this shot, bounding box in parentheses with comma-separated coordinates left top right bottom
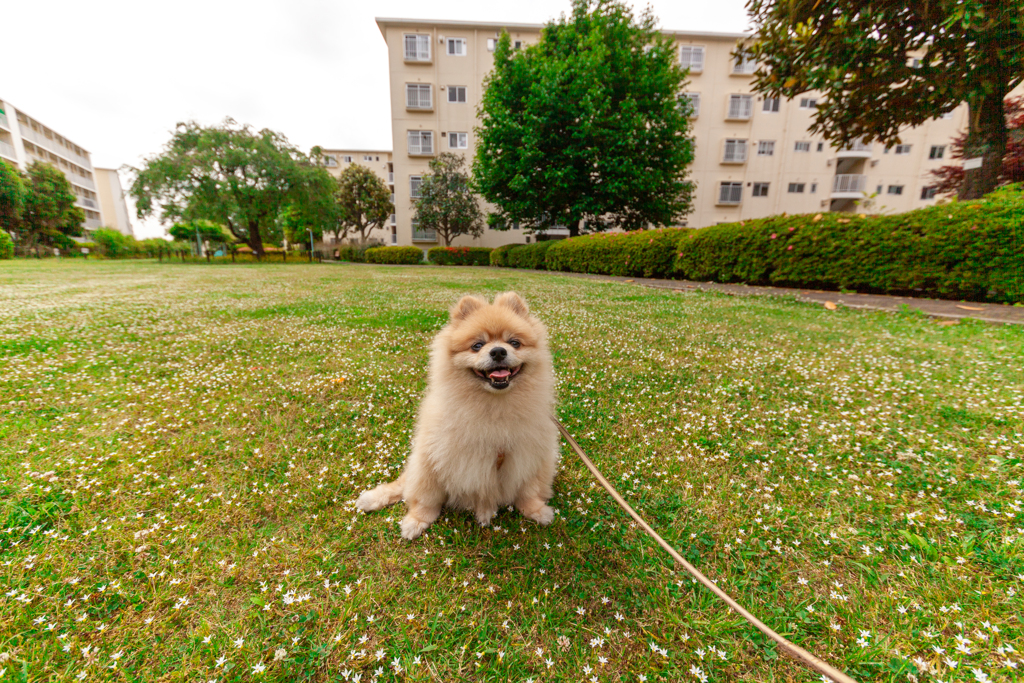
(553, 416, 858, 683)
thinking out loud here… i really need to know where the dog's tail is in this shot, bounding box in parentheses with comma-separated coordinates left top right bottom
(355, 473, 405, 512)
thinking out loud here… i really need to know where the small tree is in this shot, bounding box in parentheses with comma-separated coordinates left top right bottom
(475, 0, 695, 237)
(0, 159, 25, 231)
(414, 153, 483, 246)
(91, 228, 138, 258)
(18, 162, 85, 250)
(744, 0, 1024, 200)
(928, 98, 1024, 197)
(337, 164, 392, 243)
(130, 119, 333, 256)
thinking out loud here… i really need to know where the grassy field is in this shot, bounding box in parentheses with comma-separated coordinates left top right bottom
(1, 259, 1022, 683)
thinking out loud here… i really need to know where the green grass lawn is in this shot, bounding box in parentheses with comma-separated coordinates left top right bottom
(1, 259, 1022, 683)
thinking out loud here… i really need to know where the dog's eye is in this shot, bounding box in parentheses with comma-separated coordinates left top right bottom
(471, 341, 484, 352)
(509, 339, 521, 348)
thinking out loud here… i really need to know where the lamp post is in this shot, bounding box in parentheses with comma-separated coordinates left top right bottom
(308, 228, 314, 263)
(195, 225, 203, 258)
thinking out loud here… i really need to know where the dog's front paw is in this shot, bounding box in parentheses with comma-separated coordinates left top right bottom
(475, 508, 497, 527)
(523, 504, 554, 526)
(400, 515, 431, 541)
(356, 489, 384, 512)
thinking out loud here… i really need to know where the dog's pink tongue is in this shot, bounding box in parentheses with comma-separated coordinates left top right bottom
(488, 369, 511, 379)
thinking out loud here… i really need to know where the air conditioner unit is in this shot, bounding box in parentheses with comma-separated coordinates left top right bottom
(438, 36, 445, 43)
(870, 159, 879, 166)
(826, 159, 832, 166)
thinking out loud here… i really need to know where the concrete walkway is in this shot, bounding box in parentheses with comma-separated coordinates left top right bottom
(332, 262, 1024, 326)
(555, 271, 1024, 326)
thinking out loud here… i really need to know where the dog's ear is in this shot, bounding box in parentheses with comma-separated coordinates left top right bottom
(450, 295, 487, 322)
(494, 292, 529, 318)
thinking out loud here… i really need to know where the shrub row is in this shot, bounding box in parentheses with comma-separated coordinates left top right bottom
(492, 184, 1024, 303)
(428, 246, 493, 265)
(0, 231, 15, 259)
(364, 246, 424, 265)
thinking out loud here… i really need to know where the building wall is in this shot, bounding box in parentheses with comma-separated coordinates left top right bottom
(94, 168, 134, 237)
(0, 97, 102, 230)
(375, 19, 1020, 249)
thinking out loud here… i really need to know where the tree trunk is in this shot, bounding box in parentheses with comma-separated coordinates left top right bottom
(568, 218, 581, 238)
(959, 79, 1009, 200)
(248, 221, 265, 258)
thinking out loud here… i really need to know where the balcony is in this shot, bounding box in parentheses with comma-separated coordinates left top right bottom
(388, 172, 394, 184)
(832, 174, 868, 198)
(836, 141, 873, 159)
(0, 140, 16, 161)
(412, 230, 437, 242)
(77, 197, 98, 209)
(0, 113, 9, 130)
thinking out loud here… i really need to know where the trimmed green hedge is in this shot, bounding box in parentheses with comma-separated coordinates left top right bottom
(673, 184, 1024, 302)
(506, 240, 556, 270)
(490, 244, 521, 267)
(545, 228, 685, 278)
(0, 230, 13, 259)
(364, 246, 424, 265)
(427, 246, 493, 266)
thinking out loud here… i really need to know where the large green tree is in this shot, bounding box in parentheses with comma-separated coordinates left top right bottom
(474, 0, 694, 237)
(413, 153, 484, 246)
(129, 119, 334, 256)
(337, 164, 393, 243)
(744, 0, 1024, 200)
(0, 159, 25, 231)
(169, 219, 234, 253)
(18, 162, 85, 250)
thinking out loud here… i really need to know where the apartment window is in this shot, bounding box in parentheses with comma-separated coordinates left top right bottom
(929, 145, 945, 159)
(718, 182, 743, 204)
(941, 111, 955, 119)
(732, 54, 756, 75)
(722, 138, 748, 163)
(727, 94, 753, 120)
(788, 183, 806, 193)
(810, 182, 818, 194)
(404, 34, 431, 61)
(757, 140, 775, 156)
(908, 58, 922, 69)
(877, 185, 883, 194)
(448, 86, 468, 103)
(513, 40, 523, 49)
(921, 186, 938, 200)
(486, 38, 496, 51)
(679, 46, 705, 72)
(448, 132, 468, 149)
(363, 155, 373, 161)
(410, 176, 423, 198)
(323, 155, 337, 167)
(895, 144, 912, 155)
(447, 38, 467, 56)
(407, 131, 434, 155)
(816, 142, 824, 152)
(887, 185, 904, 195)
(799, 97, 818, 109)
(406, 84, 432, 109)
(794, 141, 811, 152)
(342, 155, 352, 163)
(680, 93, 700, 118)
(762, 97, 780, 112)
(752, 182, 769, 197)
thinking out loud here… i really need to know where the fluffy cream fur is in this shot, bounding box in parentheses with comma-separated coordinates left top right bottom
(356, 292, 559, 540)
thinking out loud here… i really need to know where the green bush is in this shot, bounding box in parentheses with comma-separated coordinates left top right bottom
(91, 228, 139, 258)
(506, 240, 556, 270)
(490, 243, 522, 266)
(545, 228, 684, 278)
(0, 230, 13, 259)
(364, 246, 424, 265)
(336, 245, 360, 262)
(428, 246, 493, 266)
(672, 184, 1024, 302)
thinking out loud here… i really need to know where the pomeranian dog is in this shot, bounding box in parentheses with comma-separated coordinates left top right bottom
(356, 292, 558, 540)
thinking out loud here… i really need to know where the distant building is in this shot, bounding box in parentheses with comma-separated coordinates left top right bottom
(317, 149, 396, 244)
(0, 97, 103, 230)
(373, 17, 1022, 249)
(93, 168, 134, 237)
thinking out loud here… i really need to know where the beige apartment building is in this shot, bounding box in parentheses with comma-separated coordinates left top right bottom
(318, 149, 397, 244)
(0, 97, 104, 230)
(93, 168, 134, 237)
(374, 18, 1014, 251)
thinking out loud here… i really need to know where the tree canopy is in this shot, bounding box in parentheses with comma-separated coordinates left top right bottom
(744, 0, 1024, 199)
(474, 0, 695, 237)
(336, 164, 393, 244)
(17, 162, 85, 250)
(129, 119, 334, 256)
(169, 219, 234, 248)
(413, 153, 483, 246)
(0, 159, 25, 230)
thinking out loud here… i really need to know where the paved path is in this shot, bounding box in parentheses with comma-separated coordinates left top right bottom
(332, 262, 1024, 325)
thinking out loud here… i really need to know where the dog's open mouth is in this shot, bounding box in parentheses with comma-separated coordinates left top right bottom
(473, 364, 522, 389)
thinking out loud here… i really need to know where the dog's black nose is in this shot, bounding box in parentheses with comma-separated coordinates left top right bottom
(489, 346, 507, 361)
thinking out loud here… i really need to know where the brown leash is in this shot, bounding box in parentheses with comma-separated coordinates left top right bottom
(553, 417, 857, 683)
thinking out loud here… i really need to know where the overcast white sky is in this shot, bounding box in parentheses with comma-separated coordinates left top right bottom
(4, 0, 751, 238)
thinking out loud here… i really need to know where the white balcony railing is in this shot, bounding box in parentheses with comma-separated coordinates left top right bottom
(0, 140, 16, 160)
(412, 230, 437, 242)
(388, 172, 394, 184)
(843, 141, 872, 152)
(832, 174, 868, 194)
(77, 197, 97, 209)
(0, 113, 10, 130)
